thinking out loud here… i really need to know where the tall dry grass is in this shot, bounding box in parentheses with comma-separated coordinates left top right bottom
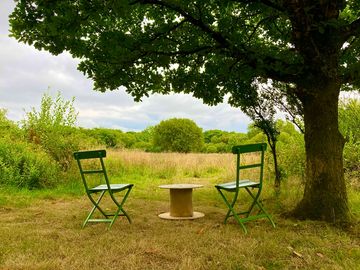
(105, 149, 273, 183)
(102, 149, 277, 204)
(107, 149, 235, 179)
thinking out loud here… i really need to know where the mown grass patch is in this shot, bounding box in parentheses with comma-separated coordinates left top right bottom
(0, 150, 359, 269)
(0, 194, 358, 270)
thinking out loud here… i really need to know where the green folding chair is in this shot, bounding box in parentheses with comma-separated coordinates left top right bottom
(73, 150, 133, 228)
(215, 143, 275, 234)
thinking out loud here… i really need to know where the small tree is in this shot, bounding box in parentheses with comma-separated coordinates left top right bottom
(153, 118, 203, 153)
(229, 81, 282, 191)
(22, 92, 77, 140)
(22, 92, 78, 170)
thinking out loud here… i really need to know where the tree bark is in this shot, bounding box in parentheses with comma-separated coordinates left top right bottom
(271, 144, 281, 193)
(291, 81, 350, 223)
(267, 138, 281, 193)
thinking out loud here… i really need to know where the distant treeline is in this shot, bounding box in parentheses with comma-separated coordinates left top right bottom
(79, 119, 300, 154)
(0, 92, 358, 189)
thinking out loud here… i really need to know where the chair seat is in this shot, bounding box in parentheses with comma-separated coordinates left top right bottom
(215, 180, 259, 191)
(89, 183, 133, 192)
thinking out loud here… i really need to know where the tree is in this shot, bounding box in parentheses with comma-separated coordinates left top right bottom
(229, 81, 282, 191)
(22, 91, 77, 141)
(22, 92, 78, 170)
(89, 128, 124, 148)
(203, 130, 225, 144)
(153, 118, 203, 153)
(10, 0, 360, 223)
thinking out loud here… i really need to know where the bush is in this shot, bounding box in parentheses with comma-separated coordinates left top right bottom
(21, 92, 79, 171)
(0, 137, 60, 189)
(0, 109, 59, 189)
(203, 130, 247, 153)
(339, 98, 360, 142)
(153, 118, 204, 153)
(205, 144, 218, 153)
(131, 141, 153, 151)
(276, 121, 305, 180)
(122, 128, 155, 150)
(203, 130, 225, 144)
(0, 109, 23, 140)
(343, 135, 360, 173)
(85, 128, 125, 148)
(339, 98, 360, 177)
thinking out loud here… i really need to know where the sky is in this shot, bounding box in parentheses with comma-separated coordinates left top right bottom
(0, 0, 252, 133)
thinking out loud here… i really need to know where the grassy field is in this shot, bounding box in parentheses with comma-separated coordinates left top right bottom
(0, 150, 359, 270)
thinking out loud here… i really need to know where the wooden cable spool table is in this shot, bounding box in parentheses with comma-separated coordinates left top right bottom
(158, 184, 205, 220)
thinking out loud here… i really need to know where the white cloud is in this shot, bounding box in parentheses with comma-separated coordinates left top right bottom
(0, 0, 251, 133)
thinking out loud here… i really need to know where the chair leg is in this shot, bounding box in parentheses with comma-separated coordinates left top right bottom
(83, 191, 108, 228)
(108, 186, 133, 228)
(216, 187, 275, 233)
(244, 187, 261, 217)
(216, 188, 248, 234)
(244, 188, 276, 228)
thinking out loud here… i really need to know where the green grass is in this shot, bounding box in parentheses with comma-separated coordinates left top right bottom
(0, 150, 359, 269)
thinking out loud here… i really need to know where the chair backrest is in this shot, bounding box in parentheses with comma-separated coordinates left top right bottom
(73, 150, 110, 192)
(74, 149, 106, 160)
(232, 143, 267, 187)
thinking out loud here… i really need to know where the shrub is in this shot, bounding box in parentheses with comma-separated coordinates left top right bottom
(72, 127, 101, 149)
(0, 109, 23, 140)
(132, 141, 153, 151)
(120, 132, 137, 148)
(86, 128, 125, 148)
(205, 144, 218, 153)
(204, 130, 225, 144)
(339, 98, 360, 177)
(0, 137, 60, 189)
(0, 110, 60, 189)
(153, 118, 204, 153)
(203, 130, 247, 152)
(343, 134, 360, 173)
(21, 92, 79, 171)
(212, 142, 228, 153)
(339, 98, 360, 142)
(276, 121, 305, 180)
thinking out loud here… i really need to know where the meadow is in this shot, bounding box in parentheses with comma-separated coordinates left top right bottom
(0, 150, 359, 270)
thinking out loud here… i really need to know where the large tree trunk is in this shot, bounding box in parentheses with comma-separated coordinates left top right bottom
(291, 81, 350, 223)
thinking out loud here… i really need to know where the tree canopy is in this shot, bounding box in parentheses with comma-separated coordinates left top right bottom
(10, 0, 360, 223)
(153, 118, 203, 153)
(9, 1, 360, 97)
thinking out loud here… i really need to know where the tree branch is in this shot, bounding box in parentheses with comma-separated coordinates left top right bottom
(341, 62, 360, 85)
(230, 0, 285, 12)
(247, 15, 279, 42)
(341, 17, 360, 41)
(132, 0, 299, 83)
(146, 45, 220, 57)
(259, 0, 285, 12)
(137, 0, 230, 47)
(147, 19, 187, 43)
